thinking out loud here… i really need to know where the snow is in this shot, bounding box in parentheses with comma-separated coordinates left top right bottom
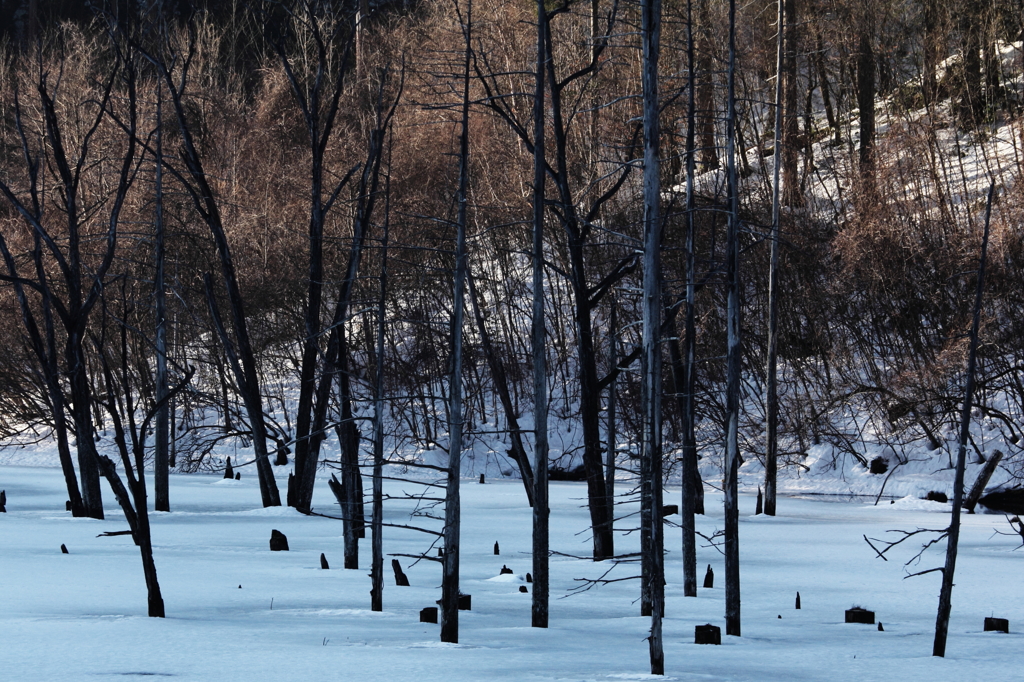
(2, 465, 1022, 681)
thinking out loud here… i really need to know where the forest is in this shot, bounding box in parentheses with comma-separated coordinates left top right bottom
(0, 0, 1022, 675)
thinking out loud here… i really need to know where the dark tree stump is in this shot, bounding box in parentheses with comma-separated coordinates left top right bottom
(877, 622, 884, 631)
(420, 607, 438, 623)
(795, 592, 801, 609)
(458, 594, 471, 611)
(275, 444, 289, 466)
(661, 504, 678, 516)
(66, 500, 72, 511)
(869, 457, 888, 474)
(235, 472, 240, 480)
(845, 607, 875, 624)
(270, 529, 289, 551)
(500, 565, 513, 575)
(61, 544, 69, 554)
(755, 487, 763, 515)
(925, 491, 948, 503)
(519, 585, 528, 593)
(703, 564, 714, 589)
(320, 553, 330, 569)
(493, 541, 500, 555)
(0, 489, 6, 512)
(984, 617, 1009, 633)
(479, 474, 485, 484)
(392, 559, 410, 586)
(695, 624, 721, 645)
(224, 457, 234, 479)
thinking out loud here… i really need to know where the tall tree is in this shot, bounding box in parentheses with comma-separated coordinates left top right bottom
(531, 0, 550, 629)
(639, 0, 665, 672)
(723, 0, 742, 639)
(440, 0, 472, 644)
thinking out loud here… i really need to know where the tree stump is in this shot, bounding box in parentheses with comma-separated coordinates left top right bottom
(392, 559, 410, 586)
(458, 594, 471, 610)
(275, 444, 289, 466)
(877, 622, 884, 631)
(320, 553, 330, 569)
(479, 474, 485, 484)
(235, 472, 240, 480)
(755, 487, 763, 515)
(270, 529, 289, 551)
(224, 457, 234, 479)
(925, 491, 948, 503)
(526, 572, 533, 583)
(493, 541, 500, 555)
(500, 565, 513, 575)
(984, 617, 1009, 633)
(420, 607, 438, 623)
(795, 592, 801, 609)
(703, 564, 714, 589)
(695, 624, 721, 645)
(519, 585, 528, 593)
(0, 490, 6, 512)
(66, 500, 72, 512)
(61, 543, 69, 554)
(845, 607, 874, 624)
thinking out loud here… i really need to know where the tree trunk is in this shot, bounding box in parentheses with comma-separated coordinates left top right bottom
(933, 185, 993, 657)
(532, 0, 549, 629)
(441, 4, 472, 642)
(154, 81, 170, 513)
(764, 0, 784, 518)
(640, 0, 665, 671)
(724, 0, 742, 638)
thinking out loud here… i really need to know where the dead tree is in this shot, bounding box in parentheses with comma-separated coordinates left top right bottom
(440, 0, 472, 644)
(640, 0, 665, 672)
(763, 0, 784, 517)
(724, 0, 742, 638)
(933, 184, 994, 657)
(531, 0, 549, 629)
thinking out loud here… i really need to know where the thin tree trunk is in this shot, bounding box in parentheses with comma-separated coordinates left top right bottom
(606, 301, 617, 503)
(724, 0, 742, 638)
(933, 184, 994, 657)
(680, 0, 700, 599)
(532, 0, 549, 629)
(370, 178, 390, 612)
(154, 81, 170, 513)
(764, 0, 784, 518)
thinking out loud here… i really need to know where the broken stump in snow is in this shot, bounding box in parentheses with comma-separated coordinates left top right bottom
(320, 553, 329, 569)
(392, 559, 410, 586)
(519, 586, 528, 593)
(0, 489, 6, 512)
(235, 472, 240, 480)
(984, 617, 1009, 633)
(420, 607, 438, 623)
(224, 457, 234, 479)
(695, 624, 721, 645)
(703, 564, 714, 589)
(493, 541, 500, 555)
(479, 474, 485, 484)
(500, 565, 513, 575)
(269, 529, 289, 551)
(61, 543, 69, 554)
(458, 594, 471, 610)
(925, 491, 948, 503)
(878, 622, 884, 631)
(526, 573, 533, 583)
(755, 487, 763, 515)
(845, 607, 874, 624)
(796, 592, 801, 609)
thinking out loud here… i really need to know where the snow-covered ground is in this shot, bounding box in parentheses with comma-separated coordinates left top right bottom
(1, 465, 1021, 681)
